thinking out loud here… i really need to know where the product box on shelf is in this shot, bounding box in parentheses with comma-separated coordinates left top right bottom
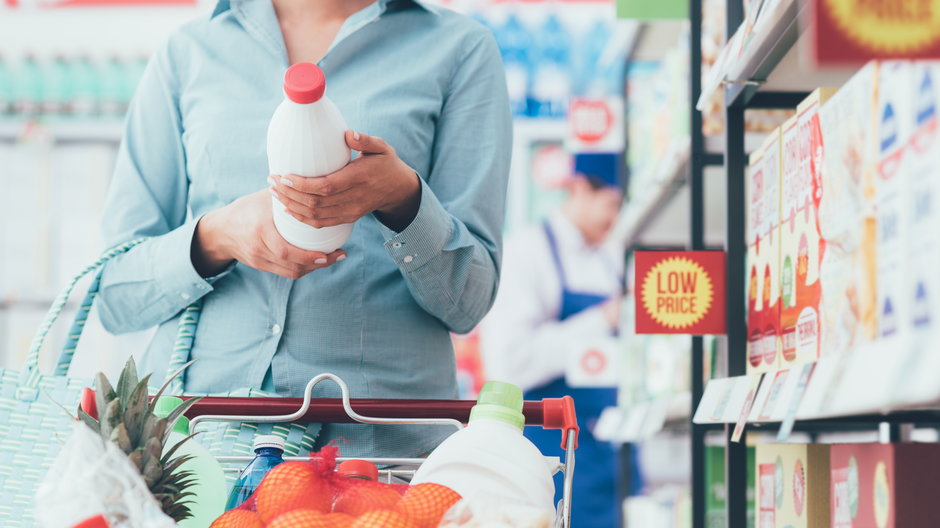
(817, 61, 880, 358)
(780, 89, 838, 369)
(756, 443, 830, 528)
(830, 443, 940, 528)
(746, 141, 781, 374)
(874, 61, 913, 344)
(705, 444, 756, 528)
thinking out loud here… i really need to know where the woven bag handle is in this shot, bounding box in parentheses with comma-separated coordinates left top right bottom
(165, 301, 203, 394)
(23, 239, 147, 388)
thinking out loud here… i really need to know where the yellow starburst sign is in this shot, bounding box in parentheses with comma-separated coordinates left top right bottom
(814, 0, 940, 63)
(635, 251, 726, 335)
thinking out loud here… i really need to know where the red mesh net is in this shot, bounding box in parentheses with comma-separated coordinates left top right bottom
(211, 446, 461, 528)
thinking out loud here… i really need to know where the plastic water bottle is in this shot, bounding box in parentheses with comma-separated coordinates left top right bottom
(0, 54, 12, 116)
(576, 20, 613, 97)
(152, 397, 228, 527)
(268, 62, 353, 253)
(529, 15, 572, 118)
(497, 14, 532, 117)
(411, 381, 555, 515)
(225, 435, 285, 510)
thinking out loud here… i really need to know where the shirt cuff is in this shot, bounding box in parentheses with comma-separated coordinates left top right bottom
(151, 217, 231, 304)
(377, 178, 453, 272)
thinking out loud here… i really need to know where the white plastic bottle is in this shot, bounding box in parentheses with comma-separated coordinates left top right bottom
(411, 381, 556, 515)
(268, 62, 352, 253)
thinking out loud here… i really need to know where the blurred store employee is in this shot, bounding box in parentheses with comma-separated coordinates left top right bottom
(96, 0, 511, 458)
(482, 152, 626, 528)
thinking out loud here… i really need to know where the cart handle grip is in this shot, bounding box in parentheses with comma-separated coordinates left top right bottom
(80, 389, 580, 450)
(542, 396, 579, 450)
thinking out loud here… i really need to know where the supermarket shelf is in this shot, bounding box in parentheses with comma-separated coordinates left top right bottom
(595, 392, 692, 443)
(0, 119, 124, 144)
(614, 139, 690, 249)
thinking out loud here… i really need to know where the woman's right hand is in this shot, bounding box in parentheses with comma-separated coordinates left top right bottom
(192, 189, 346, 279)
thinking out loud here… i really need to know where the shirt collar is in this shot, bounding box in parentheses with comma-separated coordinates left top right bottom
(212, 0, 436, 20)
(550, 211, 592, 253)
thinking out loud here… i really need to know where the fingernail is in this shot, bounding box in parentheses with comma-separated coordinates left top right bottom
(314, 258, 327, 265)
(336, 254, 347, 262)
(269, 189, 278, 197)
(353, 131, 360, 141)
(267, 176, 277, 186)
(280, 177, 294, 187)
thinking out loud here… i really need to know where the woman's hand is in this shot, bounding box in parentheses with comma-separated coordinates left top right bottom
(192, 189, 346, 279)
(269, 130, 422, 233)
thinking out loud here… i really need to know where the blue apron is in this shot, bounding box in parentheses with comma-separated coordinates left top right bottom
(523, 222, 622, 528)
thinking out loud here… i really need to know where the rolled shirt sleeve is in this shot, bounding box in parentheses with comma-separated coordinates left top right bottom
(96, 44, 227, 334)
(376, 30, 512, 334)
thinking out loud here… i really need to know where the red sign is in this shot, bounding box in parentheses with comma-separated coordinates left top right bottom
(635, 251, 726, 335)
(812, 0, 940, 64)
(567, 97, 624, 152)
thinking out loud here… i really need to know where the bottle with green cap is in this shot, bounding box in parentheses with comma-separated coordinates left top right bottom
(153, 396, 227, 527)
(410, 381, 555, 515)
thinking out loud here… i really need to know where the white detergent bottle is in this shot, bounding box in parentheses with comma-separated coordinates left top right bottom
(268, 62, 352, 253)
(411, 381, 556, 515)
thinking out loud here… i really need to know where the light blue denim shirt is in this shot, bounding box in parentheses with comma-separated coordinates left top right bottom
(96, 0, 511, 457)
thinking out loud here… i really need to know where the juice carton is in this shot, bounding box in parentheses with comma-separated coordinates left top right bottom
(747, 140, 781, 374)
(906, 62, 940, 338)
(817, 62, 880, 357)
(780, 89, 838, 367)
(705, 444, 756, 528)
(830, 443, 940, 527)
(756, 443, 830, 528)
(874, 61, 913, 343)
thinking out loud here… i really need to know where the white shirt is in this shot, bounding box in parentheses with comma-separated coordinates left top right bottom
(481, 212, 624, 392)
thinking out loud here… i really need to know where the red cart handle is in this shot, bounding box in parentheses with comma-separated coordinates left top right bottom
(79, 389, 580, 450)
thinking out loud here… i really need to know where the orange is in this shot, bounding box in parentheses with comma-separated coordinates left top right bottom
(325, 512, 356, 528)
(396, 483, 462, 528)
(349, 509, 418, 528)
(333, 483, 402, 516)
(208, 509, 263, 528)
(267, 509, 332, 528)
(255, 462, 333, 523)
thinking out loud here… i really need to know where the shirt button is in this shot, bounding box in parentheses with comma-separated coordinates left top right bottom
(195, 284, 206, 290)
(403, 255, 414, 263)
(392, 242, 403, 249)
(272, 324, 282, 335)
(180, 292, 191, 300)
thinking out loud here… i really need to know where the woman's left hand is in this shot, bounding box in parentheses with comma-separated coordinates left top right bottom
(269, 130, 422, 233)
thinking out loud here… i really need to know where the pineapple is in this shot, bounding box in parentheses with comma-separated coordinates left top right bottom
(77, 357, 203, 522)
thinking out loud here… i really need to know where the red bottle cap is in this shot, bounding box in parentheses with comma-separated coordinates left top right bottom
(337, 459, 379, 481)
(73, 515, 109, 528)
(284, 62, 325, 104)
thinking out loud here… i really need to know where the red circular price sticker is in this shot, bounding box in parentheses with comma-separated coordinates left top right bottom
(570, 100, 614, 144)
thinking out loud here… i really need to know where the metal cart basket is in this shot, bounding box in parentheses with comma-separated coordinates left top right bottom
(184, 374, 580, 528)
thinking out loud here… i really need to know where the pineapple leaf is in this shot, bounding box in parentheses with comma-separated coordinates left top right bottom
(148, 359, 197, 414)
(100, 398, 121, 440)
(115, 356, 139, 414)
(110, 423, 133, 454)
(76, 408, 100, 434)
(141, 415, 167, 449)
(161, 432, 200, 466)
(143, 456, 163, 486)
(124, 374, 152, 446)
(161, 397, 202, 445)
(95, 372, 116, 420)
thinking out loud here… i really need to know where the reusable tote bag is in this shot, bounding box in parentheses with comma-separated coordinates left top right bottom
(0, 241, 320, 526)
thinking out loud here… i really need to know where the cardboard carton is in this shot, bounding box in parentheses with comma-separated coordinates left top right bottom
(705, 445, 756, 528)
(817, 62, 880, 357)
(830, 443, 940, 527)
(780, 89, 838, 367)
(747, 138, 781, 374)
(756, 443, 830, 528)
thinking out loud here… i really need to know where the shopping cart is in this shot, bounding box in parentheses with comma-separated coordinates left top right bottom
(184, 373, 580, 528)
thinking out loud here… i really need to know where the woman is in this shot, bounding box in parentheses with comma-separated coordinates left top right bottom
(97, 0, 511, 458)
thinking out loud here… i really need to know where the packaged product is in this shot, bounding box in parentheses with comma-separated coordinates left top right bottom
(746, 140, 781, 374)
(817, 61, 880, 357)
(755, 443, 830, 528)
(874, 61, 913, 343)
(830, 443, 940, 527)
(780, 88, 837, 367)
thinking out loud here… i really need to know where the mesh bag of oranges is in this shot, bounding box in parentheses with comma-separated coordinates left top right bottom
(210, 447, 462, 528)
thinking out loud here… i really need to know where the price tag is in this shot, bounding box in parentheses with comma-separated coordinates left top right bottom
(731, 375, 764, 442)
(777, 362, 817, 441)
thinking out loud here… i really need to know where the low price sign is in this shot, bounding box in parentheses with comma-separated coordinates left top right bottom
(635, 251, 726, 335)
(813, 0, 940, 64)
